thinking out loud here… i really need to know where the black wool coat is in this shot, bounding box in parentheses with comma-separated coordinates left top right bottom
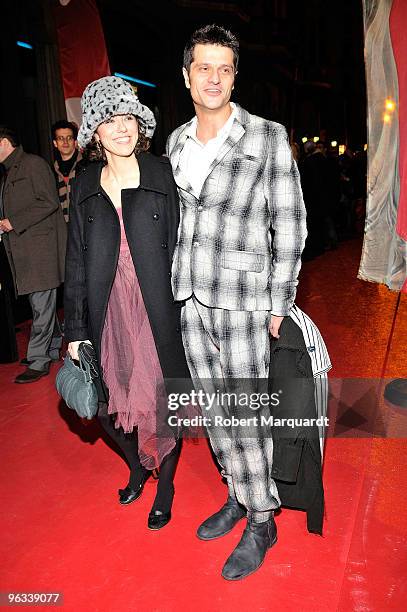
(63, 152, 190, 402)
(268, 316, 324, 535)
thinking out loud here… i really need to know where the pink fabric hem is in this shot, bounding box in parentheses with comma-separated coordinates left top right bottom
(100, 207, 175, 469)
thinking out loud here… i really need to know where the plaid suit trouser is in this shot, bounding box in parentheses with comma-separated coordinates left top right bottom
(181, 296, 281, 522)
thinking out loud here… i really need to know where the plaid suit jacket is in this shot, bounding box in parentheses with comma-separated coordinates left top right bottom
(166, 104, 307, 315)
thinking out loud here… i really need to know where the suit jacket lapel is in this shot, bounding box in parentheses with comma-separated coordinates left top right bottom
(170, 120, 196, 195)
(3, 147, 24, 196)
(205, 117, 245, 178)
(170, 104, 248, 198)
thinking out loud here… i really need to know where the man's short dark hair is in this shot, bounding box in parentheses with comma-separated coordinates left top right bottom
(0, 125, 19, 147)
(183, 24, 239, 73)
(51, 120, 78, 140)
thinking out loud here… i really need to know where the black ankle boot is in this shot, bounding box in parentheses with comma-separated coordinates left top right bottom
(197, 496, 246, 541)
(221, 516, 277, 581)
(118, 469, 150, 505)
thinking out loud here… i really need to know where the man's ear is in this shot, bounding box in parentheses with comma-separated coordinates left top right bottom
(52, 140, 58, 149)
(182, 67, 191, 90)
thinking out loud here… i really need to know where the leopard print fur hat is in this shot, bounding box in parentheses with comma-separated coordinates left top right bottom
(77, 76, 156, 147)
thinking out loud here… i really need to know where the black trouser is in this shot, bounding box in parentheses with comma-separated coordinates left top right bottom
(98, 404, 181, 512)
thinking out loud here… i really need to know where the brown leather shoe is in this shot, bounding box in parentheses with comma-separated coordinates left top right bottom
(14, 367, 49, 384)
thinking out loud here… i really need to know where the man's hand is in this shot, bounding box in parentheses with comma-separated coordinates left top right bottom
(268, 315, 284, 339)
(0, 218, 13, 232)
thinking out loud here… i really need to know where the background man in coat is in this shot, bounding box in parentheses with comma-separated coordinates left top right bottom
(0, 126, 67, 383)
(167, 25, 307, 580)
(0, 163, 18, 363)
(52, 119, 85, 222)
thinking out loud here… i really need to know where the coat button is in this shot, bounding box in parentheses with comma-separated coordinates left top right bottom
(153, 213, 159, 220)
(96, 193, 102, 198)
(83, 244, 88, 251)
(161, 242, 168, 249)
(87, 215, 94, 223)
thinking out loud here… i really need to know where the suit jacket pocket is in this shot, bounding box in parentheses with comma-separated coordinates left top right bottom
(30, 226, 52, 237)
(221, 250, 265, 272)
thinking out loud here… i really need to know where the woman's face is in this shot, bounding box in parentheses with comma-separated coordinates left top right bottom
(95, 114, 139, 157)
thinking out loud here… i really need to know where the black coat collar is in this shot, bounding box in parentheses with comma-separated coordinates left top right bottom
(76, 151, 169, 203)
(3, 145, 24, 171)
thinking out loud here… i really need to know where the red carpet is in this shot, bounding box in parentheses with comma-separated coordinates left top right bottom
(1, 238, 406, 611)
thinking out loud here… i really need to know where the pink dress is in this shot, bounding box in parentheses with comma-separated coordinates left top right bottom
(100, 207, 175, 469)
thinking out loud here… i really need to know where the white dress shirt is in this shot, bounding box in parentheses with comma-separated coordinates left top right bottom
(179, 102, 237, 198)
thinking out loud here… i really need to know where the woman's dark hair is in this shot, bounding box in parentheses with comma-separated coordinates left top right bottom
(0, 125, 19, 147)
(51, 120, 78, 140)
(84, 119, 150, 161)
(183, 24, 239, 73)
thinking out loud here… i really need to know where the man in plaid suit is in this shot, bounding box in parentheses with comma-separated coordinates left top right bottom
(167, 25, 307, 580)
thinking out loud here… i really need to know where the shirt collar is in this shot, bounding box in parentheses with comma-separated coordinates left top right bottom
(217, 102, 237, 138)
(186, 102, 237, 145)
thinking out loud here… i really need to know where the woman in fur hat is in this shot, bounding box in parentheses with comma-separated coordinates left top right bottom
(64, 76, 190, 530)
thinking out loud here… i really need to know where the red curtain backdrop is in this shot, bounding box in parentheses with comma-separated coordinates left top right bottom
(54, 0, 110, 100)
(390, 0, 407, 243)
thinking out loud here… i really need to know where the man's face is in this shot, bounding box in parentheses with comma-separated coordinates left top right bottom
(183, 44, 235, 112)
(53, 128, 77, 158)
(0, 138, 12, 163)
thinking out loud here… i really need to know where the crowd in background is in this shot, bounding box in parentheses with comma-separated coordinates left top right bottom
(292, 139, 367, 260)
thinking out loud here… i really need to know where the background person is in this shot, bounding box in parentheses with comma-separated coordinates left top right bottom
(0, 162, 18, 363)
(0, 126, 67, 383)
(299, 140, 326, 258)
(52, 120, 86, 222)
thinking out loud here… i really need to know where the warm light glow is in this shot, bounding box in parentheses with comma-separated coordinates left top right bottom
(383, 113, 391, 124)
(339, 145, 346, 155)
(385, 99, 396, 112)
(302, 137, 308, 143)
(331, 140, 337, 147)
(364, 144, 368, 151)
(313, 136, 319, 142)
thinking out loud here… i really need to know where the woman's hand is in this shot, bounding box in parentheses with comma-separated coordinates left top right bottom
(68, 341, 91, 360)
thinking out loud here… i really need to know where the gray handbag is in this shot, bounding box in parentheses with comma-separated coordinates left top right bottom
(55, 343, 99, 419)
